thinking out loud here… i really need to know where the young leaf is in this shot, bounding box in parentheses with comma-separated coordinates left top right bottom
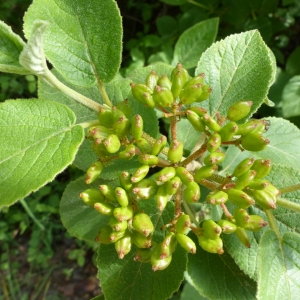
(23, 0, 122, 86)
(60, 177, 113, 242)
(0, 20, 30, 75)
(258, 231, 300, 300)
(173, 18, 219, 69)
(282, 75, 300, 118)
(0, 99, 84, 208)
(187, 235, 257, 300)
(196, 30, 276, 120)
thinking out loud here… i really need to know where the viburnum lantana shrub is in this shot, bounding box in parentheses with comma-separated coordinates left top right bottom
(1, 1, 300, 300)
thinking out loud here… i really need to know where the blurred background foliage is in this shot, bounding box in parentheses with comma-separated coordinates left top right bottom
(0, 0, 300, 299)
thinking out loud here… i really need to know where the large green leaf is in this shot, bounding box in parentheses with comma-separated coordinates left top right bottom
(282, 75, 300, 118)
(187, 235, 257, 300)
(97, 198, 187, 300)
(258, 231, 300, 300)
(60, 177, 113, 242)
(195, 30, 276, 120)
(173, 18, 219, 69)
(23, 0, 122, 86)
(0, 20, 30, 75)
(0, 99, 84, 208)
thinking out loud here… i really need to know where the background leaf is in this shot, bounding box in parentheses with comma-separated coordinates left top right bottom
(180, 281, 208, 300)
(0, 20, 30, 75)
(195, 30, 276, 120)
(258, 231, 300, 300)
(173, 18, 219, 69)
(23, 0, 122, 86)
(282, 75, 300, 118)
(60, 177, 114, 242)
(0, 99, 84, 208)
(286, 46, 300, 76)
(187, 235, 257, 300)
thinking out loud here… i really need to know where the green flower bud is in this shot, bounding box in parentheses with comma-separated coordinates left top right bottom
(195, 84, 212, 102)
(168, 140, 184, 163)
(115, 187, 129, 207)
(146, 70, 159, 91)
(234, 227, 250, 248)
(157, 74, 172, 90)
(138, 154, 159, 165)
(85, 161, 103, 184)
(171, 70, 189, 99)
(131, 165, 150, 183)
(116, 99, 132, 119)
(247, 179, 270, 190)
(206, 190, 228, 205)
(80, 188, 105, 206)
(153, 167, 176, 183)
(109, 216, 128, 232)
(94, 202, 115, 216)
(218, 219, 237, 234)
(166, 176, 182, 195)
(186, 110, 205, 132)
(131, 114, 143, 140)
(99, 184, 117, 202)
(207, 133, 222, 152)
(234, 170, 257, 190)
(160, 232, 177, 259)
(265, 182, 280, 197)
(241, 133, 270, 152)
(88, 125, 111, 140)
(251, 189, 276, 209)
(232, 157, 255, 178)
(150, 135, 167, 156)
(132, 213, 154, 237)
(202, 219, 222, 240)
(183, 73, 205, 88)
(202, 114, 221, 132)
(243, 215, 268, 232)
(176, 233, 196, 254)
(132, 178, 158, 200)
(175, 214, 191, 234)
(151, 244, 172, 271)
(226, 189, 255, 208)
(198, 235, 224, 254)
(136, 137, 152, 154)
(227, 101, 253, 122)
(113, 205, 134, 222)
(204, 151, 225, 165)
(184, 181, 201, 203)
(251, 159, 271, 179)
(131, 230, 152, 248)
(219, 121, 238, 142)
(130, 82, 155, 108)
(233, 208, 250, 227)
(118, 144, 136, 160)
(134, 248, 152, 262)
(115, 230, 132, 259)
(119, 171, 132, 191)
(110, 229, 126, 243)
(98, 105, 113, 128)
(155, 183, 169, 211)
(153, 85, 173, 107)
(176, 167, 194, 185)
(113, 115, 131, 138)
(95, 225, 113, 244)
(189, 106, 207, 117)
(194, 165, 218, 181)
(91, 141, 110, 158)
(103, 134, 121, 153)
(179, 83, 203, 105)
(236, 119, 267, 136)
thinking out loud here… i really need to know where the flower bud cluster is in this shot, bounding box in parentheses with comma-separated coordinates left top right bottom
(80, 63, 280, 270)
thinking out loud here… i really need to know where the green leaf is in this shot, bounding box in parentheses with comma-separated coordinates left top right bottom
(223, 117, 300, 171)
(0, 20, 30, 75)
(181, 282, 208, 300)
(160, 0, 186, 5)
(173, 18, 219, 69)
(196, 30, 276, 120)
(23, 0, 122, 86)
(60, 177, 112, 242)
(0, 99, 84, 208)
(258, 231, 300, 300)
(282, 75, 300, 118)
(187, 235, 257, 300)
(97, 199, 187, 300)
(286, 47, 300, 76)
(156, 16, 178, 37)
